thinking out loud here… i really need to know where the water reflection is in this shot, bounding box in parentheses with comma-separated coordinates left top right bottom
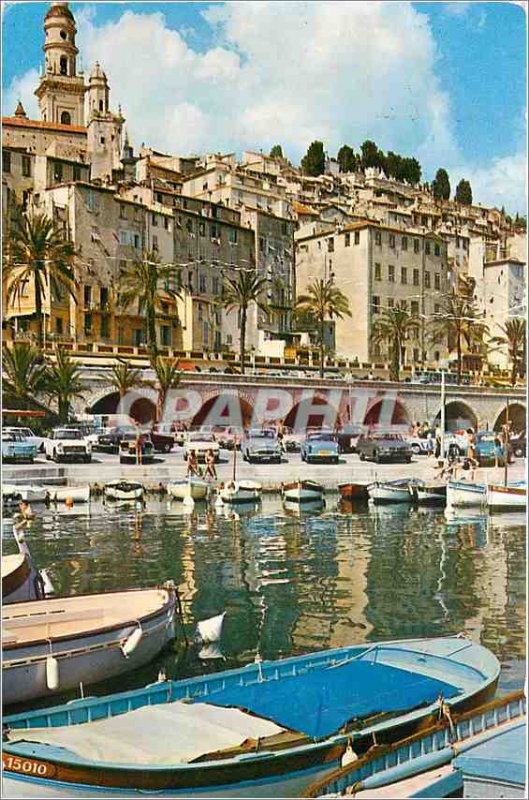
(3, 494, 525, 699)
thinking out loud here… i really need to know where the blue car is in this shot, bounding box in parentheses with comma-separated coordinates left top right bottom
(300, 430, 340, 464)
(475, 431, 505, 466)
(2, 430, 37, 463)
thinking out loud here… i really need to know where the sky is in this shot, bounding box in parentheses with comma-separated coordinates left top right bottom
(2, 1, 527, 213)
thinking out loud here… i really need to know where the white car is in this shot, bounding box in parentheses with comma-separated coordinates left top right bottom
(183, 431, 220, 462)
(4, 426, 46, 453)
(45, 428, 92, 463)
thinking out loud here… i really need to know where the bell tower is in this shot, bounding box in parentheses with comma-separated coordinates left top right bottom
(34, 2, 85, 126)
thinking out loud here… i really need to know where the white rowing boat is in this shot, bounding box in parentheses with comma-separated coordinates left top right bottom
(104, 481, 144, 501)
(2, 585, 177, 706)
(415, 482, 447, 505)
(446, 479, 486, 508)
(2, 553, 44, 605)
(486, 482, 527, 511)
(218, 480, 262, 504)
(367, 480, 411, 504)
(282, 479, 324, 502)
(167, 478, 209, 501)
(2, 484, 47, 503)
(43, 485, 91, 503)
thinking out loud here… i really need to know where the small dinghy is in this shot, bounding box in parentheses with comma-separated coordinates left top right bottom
(2, 484, 47, 503)
(446, 480, 486, 508)
(218, 480, 262, 504)
(43, 485, 91, 503)
(415, 481, 447, 505)
(304, 691, 526, 799)
(2, 553, 44, 605)
(486, 482, 526, 511)
(2, 585, 177, 706)
(167, 477, 209, 501)
(196, 611, 226, 644)
(104, 481, 144, 502)
(282, 479, 324, 502)
(338, 482, 369, 502)
(367, 479, 411, 504)
(2, 636, 500, 798)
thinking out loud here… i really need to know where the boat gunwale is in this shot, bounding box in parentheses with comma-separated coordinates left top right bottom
(2, 587, 175, 652)
(2, 554, 31, 598)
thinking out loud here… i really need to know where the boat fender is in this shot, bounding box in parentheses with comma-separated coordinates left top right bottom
(121, 624, 143, 658)
(40, 569, 55, 596)
(46, 655, 60, 691)
(214, 494, 224, 507)
(33, 570, 46, 600)
(183, 495, 195, 509)
(341, 738, 358, 768)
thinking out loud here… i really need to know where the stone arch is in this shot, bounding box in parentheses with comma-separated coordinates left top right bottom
(88, 390, 156, 424)
(60, 110, 71, 125)
(191, 394, 254, 429)
(90, 391, 120, 415)
(364, 397, 410, 427)
(284, 396, 341, 431)
(493, 402, 526, 434)
(434, 400, 478, 432)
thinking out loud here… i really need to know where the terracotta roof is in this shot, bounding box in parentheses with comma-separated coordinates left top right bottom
(484, 258, 525, 267)
(292, 201, 318, 216)
(45, 3, 74, 21)
(297, 220, 448, 243)
(2, 116, 86, 134)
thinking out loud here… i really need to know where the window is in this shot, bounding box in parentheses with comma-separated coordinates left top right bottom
(259, 236, 266, 252)
(434, 303, 440, 314)
(55, 317, 63, 335)
(21, 155, 31, 177)
(134, 234, 140, 249)
(60, 56, 68, 75)
(388, 264, 395, 282)
(424, 271, 431, 288)
(434, 351, 440, 362)
(100, 314, 110, 338)
(434, 273, 441, 290)
(354, 231, 360, 245)
(199, 274, 207, 293)
(344, 232, 350, 247)
(199, 221, 205, 237)
(375, 231, 382, 246)
(60, 111, 71, 125)
(3, 151, 11, 172)
(53, 162, 63, 182)
(401, 267, 407, 284)
(84, 285, 92, 308)
(198, 303, 203, 321)
(372, 295, 380, 314)
(164, 217, 170, 230)
(119, 204, 127, 219)
(160, 325, 170, 347)
(389, 234, 395, 248)
(411, 301, 419, 316)
(118, 327, 125, 345)
(228, 228, 238, 244)
(413, 269, 419, 286)
(100, 287, 109, 309)
(210, 223, 220, 239)
(212, 277, 220, 295)
(414, 239, 420, 253)
(73, 164, 81, 181)
(211, 205, 218, 218)
(84, 313, 92, 335)
(422, 215, 428, 227)
(425, 242, 431, 255)
(402, 236, 408, 251)
(327, 238, 334, 253)
(152, 235, 159, 252)
(413, 348, 419, 361)
(434, 243, 441, 256)
(400, 300, 407, 311)
(152, 213, 158, 227)
(374, 262, 381, 281)
(387, 298, 394, 308)
(134, 328, 145, 346)
(100, 137, 105, 145)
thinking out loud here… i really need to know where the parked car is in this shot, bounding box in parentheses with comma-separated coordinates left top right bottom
(475, 431, 511, 466)
(406, 436, 431, 456)
(119, 432, 155, 464)
(281, 426, 304, 452)
(336, 424, 364, 454)
(3, 426, 45, 452)
(2, 430, 37, 463)
(241, 428, 282, 464)
(149, 427, 174, 453)
(356, 432, 412, 463)
(510, 431, 526, 458)
(45, 428, 92, 463)
(214, 426, 243, 450)
(300, 430, 340, 464)
(184, 431, 220, 462)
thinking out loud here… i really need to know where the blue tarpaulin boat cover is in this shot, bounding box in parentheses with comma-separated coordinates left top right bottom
(203, 659, 461, 740)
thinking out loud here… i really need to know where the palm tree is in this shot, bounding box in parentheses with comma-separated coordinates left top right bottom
(295, 278, 351, 378)
(489, 318, 526, 386)
(372, 307, 420, 382)
(118, 251, 181, 358)
(148, 356, 181, 421)
(221, 269, 269, 374)
(3, 204, 77, 345)
(430, 292, 488, 383)
(43, 347, 85, 424)
(109, 360, 144, 399)
(2, 342, 47, 409)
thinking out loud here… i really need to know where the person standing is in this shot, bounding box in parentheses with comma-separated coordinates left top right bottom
(204, 448, 217, 481)
(187, 449, 200, 478)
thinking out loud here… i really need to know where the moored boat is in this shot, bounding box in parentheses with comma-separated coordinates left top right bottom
(367, 479, 411, 504)
(446, 479, 486, 508)
(282, 479, 324, 502)
(415, 482, 447, 505)
(2, 585, 177, 706)
(2, 553, 44, 605)
(338, 482, 368, 501)
(104, 480, 144, 501)
(304, 691, 525, 798)
(43, 485, 91, 503)
(167, 477, 209, 501)
(218, 479, 262, 504)
(1, 484, 47, 503)
(486, 482, 526, 511)
(2, 636, 500, 798)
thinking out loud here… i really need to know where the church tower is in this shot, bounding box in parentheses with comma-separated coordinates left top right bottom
(86, 63, 125, 181)
(34, 1, 85, 126)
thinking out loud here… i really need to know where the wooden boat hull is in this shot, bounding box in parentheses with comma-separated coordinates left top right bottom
(446, 480, 486, 508)
(2, 554, 42, 604)
(168, 479, 209, 501)
(416, 484, 447, 505)
(219, 481, 262, 504)
(2, 637, 500, 797)
(44, 486, 90, 503)
(338, 483, 368, 501)
(367, 483, 411, 504)
(2, 588, 176, 706)
(282, 481, 323, 502)
(486, 483, 527, 511)
(104, 483, 144, 502)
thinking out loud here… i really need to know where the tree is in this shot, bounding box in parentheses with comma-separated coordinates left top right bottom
(118, 251, 181, 358)
(2, 342, 46, 410)
(109, 360, 144, 399)
(295, 278, 351, 378)
(3, 204, 77, 345)
(429, 292, 488, 383)
(269, 144, 284, 159)
(221, 270, 269, 375)
(431, 168, 451, 201)
(383, 151, 402, 180)
(455, 179, 473, 205)
(399, 157, 422, 185)
(490, 319, 526, 386)
(301, 140, 325, 176)
(360, 140, 384, 171)
(148, 356, 181, 421)
(43, 347, 85, 424)
(337, 144, 357, 173)
(371, 307, 420, 382)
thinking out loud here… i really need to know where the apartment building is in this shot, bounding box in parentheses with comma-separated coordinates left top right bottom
(296, 222, 450, 365)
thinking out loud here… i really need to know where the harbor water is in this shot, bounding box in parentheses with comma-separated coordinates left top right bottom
(3, 495, 525, 711)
